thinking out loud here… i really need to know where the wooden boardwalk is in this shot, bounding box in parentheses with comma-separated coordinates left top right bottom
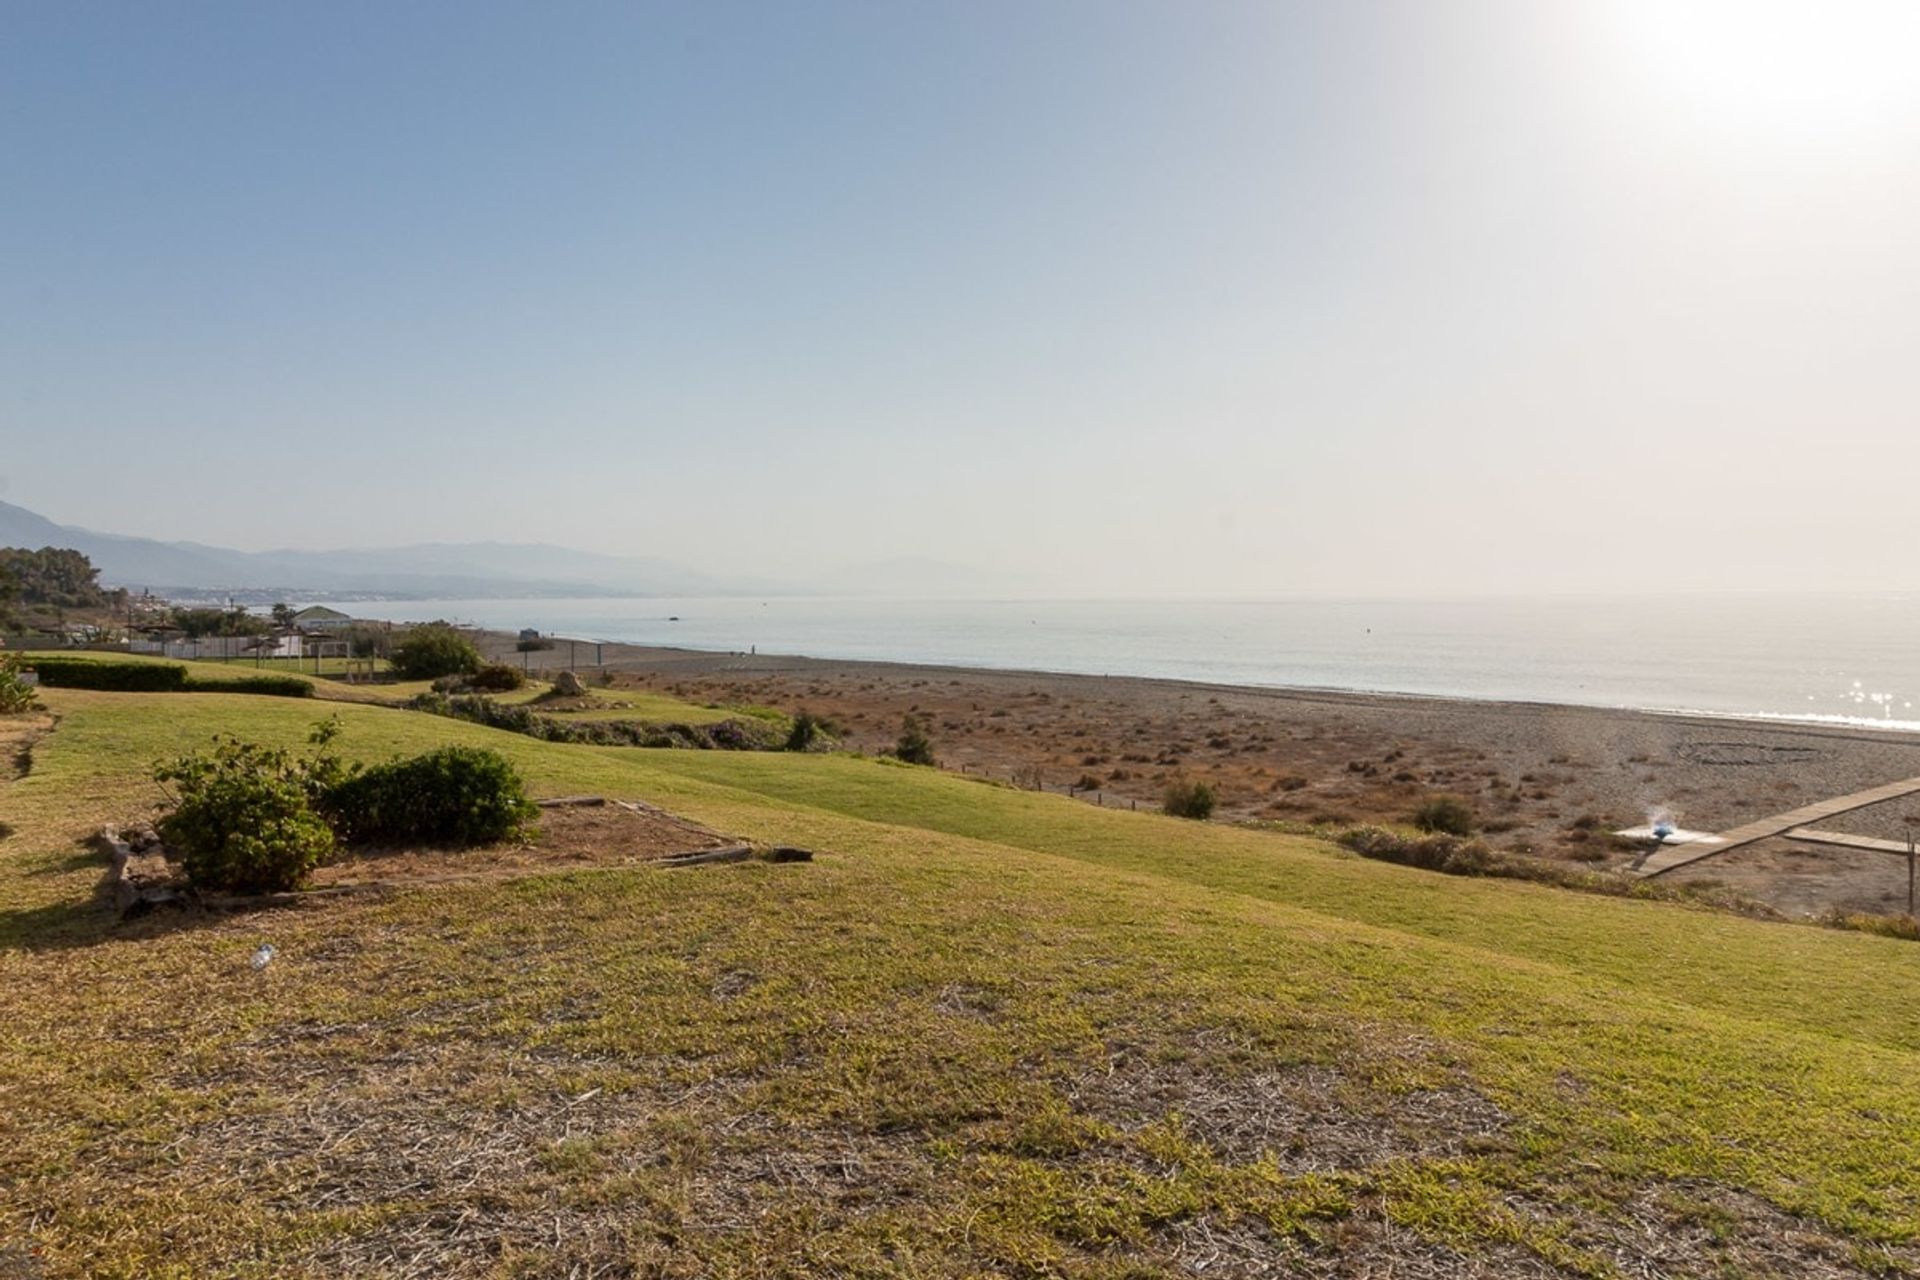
(1783, 827, 1915, 857)
(1634, 776, 1920, 877)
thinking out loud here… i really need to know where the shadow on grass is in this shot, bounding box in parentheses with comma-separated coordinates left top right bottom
(0, 892, 236, 953)
(22, 847, 101, 877)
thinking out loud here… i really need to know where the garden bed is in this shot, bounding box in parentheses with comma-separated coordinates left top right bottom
(311, 798, 743, 887)
(100, 797, 803, 913)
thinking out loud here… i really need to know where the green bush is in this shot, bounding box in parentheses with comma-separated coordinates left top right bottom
(153, 735, 339, 893)
(324, 746, 537, 846)
(785, 710, 827, 752)
(389, 623, 483, 680)
(466, 663, 526, 692)
(894, 713, 936, 765)
(29, 657, 189, 691)
(0, 653, 40, 713)
(1162, 778, 1216, 820)
(1412, 794, 1477, 836)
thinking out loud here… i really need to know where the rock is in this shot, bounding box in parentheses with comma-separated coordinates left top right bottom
(97, 824, 185, 916)
(552, 670, 586, 697)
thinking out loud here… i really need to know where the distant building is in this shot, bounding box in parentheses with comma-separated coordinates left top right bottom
(291, 606, 354, 631)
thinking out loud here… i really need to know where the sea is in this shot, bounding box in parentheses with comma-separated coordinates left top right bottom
(329, 594, 1920, 733)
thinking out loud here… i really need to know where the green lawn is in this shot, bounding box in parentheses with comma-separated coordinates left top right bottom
(16, 652, 739, 723)
(2, 689, 1917, 1277)
(343, 676, 744, 724)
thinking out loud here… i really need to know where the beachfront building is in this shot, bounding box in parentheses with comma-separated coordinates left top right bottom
(291, 605, 354, 631)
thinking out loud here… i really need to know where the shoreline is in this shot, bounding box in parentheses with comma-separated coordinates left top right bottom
(476, 627, 1920, 746)
(334, 590, 1920, 737)
(461, 626, 1920, 919)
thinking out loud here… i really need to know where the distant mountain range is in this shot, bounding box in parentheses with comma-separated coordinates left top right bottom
(0, 500, 1028, 600)
(0, 500, 737, 598)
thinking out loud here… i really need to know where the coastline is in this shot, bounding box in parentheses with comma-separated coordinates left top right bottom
(475, 626, 1920, 744)
(465, 626, 1920, 918)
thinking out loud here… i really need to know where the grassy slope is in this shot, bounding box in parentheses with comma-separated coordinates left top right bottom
(18, 651, 738, 723)
(328, 678, 743, 724)
(2, 690, 1918, 1278)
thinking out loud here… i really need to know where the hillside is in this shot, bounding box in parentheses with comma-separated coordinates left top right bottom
(2, 686, 1918, 1276)
(0, 500, 727, 597)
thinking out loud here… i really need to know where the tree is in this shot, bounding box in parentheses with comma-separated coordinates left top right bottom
(170, 607, 267, 638)
(0, 547, 125, 612)
(389, 622, 483, 680)
(271, 602, 297, 629)
(343, 623, 392, 659)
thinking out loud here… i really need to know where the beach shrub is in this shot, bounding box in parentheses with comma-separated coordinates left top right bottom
(1822, 910, 1920, 942)
(1162, 778, 1217, 820)
(389, 623, 483, 680)
(1325, 823, 1780, 918)
(1412, 794, 1477, 836)
(894, 713, 936, 765)
(153, 735, 338, 893)
(466, 663, 526, 692)
(785, 710, 826, 752)
(1341, 825, 1493, 875)
(0, 653, 39, 713)
(324, 746, 536, 846)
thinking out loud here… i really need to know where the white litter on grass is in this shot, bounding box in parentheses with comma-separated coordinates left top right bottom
(1614, 826, 1724, 845)
(250, 944, 276, 971)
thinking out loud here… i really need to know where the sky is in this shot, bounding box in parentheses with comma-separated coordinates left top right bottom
(4, 0, 1918, 597)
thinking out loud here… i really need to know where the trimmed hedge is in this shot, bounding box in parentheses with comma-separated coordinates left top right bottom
(182, 675, 314, 698)
(28, 658, 189, 691)
(27, 656, 312, 697)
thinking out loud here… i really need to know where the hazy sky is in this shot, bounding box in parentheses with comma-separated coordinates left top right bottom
(5, 1, 1917, 596)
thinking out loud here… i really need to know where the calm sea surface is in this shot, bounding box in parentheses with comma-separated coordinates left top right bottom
(331, 594, 1920, 732)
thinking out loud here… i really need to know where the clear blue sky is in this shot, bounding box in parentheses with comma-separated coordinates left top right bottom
(5, 1, 1917, 594)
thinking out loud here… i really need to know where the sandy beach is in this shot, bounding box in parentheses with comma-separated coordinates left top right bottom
(474, 631, 1920, 918)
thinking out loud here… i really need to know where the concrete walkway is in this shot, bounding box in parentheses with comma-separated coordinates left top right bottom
(1634, 776, 1920, 877)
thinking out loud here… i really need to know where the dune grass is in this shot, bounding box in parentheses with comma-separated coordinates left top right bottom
(1, 689, 1917, 1277)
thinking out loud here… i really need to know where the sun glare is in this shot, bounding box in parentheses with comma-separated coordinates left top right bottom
(1602, 0, 1920, 144)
